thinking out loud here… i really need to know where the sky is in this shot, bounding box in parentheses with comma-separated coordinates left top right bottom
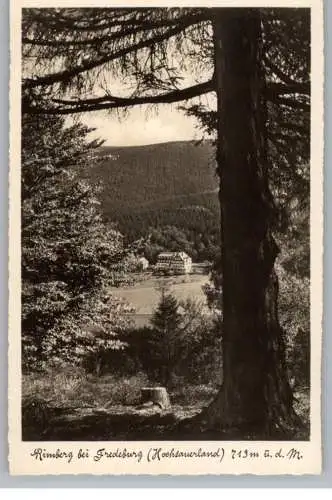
(78, 103, 202, 147)
(71, 68, 214, 146)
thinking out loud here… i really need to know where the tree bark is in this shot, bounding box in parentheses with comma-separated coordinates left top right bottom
(95, 356, 102, 377)
(194, 9, 301, 438)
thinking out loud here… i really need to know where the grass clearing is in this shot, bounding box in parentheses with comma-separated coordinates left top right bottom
(109, 273, 210, 325)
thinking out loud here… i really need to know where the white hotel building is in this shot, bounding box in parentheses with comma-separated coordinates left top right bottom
(155, 251, 192, 275)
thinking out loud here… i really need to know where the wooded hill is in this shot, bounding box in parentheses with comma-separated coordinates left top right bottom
(86, 140, 221, 261)
(92, 140, 218, 209)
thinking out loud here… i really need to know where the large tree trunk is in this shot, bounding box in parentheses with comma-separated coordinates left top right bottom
(195, 9, 301, 438)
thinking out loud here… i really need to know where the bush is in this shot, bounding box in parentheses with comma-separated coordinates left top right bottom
(85, 372, 150, 407)
(107, 306, 222, 388)
(22, 365, 84, 407)
(22, 369, 150, 411)
(287, 328, 310, 389)
(22, 395, 52, 439)
(171, 383, 218, 406)
(277, 263, 310, 389)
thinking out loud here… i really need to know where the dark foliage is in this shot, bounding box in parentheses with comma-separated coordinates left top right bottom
(97, 293, 222, 388)
(21, 113, 132, 372)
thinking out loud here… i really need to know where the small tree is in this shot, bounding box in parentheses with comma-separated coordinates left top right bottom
(149, 286, 181, 386)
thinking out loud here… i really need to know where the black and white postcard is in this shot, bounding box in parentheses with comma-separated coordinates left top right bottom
(9, 0, 324, 475)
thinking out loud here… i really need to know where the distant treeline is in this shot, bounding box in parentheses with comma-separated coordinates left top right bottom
(113, 193, 221, 263)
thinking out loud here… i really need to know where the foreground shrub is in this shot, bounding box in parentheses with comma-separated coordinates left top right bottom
(22, 395, 52, 439)
(22, 369, 150, 411)
(85, 372, 150, 407)
(104, 295, 222, 388)
(277, 263, 310, 389)
(171, 383, 218, 406)
(22, 365, 84, 407)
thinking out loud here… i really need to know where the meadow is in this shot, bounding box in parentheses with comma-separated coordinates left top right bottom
(109, 273, 211, 326)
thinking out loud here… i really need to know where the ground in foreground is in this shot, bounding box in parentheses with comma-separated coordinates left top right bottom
(22, 373, 310, 441)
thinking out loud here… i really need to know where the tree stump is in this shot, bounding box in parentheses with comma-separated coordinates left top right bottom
(141, 387, 171, 410)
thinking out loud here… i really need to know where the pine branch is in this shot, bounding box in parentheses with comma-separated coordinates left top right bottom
(22, 26, 153, 47)
(23, 9, 152, 33)
(23, 14, 209, 89)
(23, 79, 215, 114)
(23, 12, 208, 47)
(24, 78, 310, 115)
(268, 131, 303, 142)
(264, 56, 306, 85)
(273, 121, 309, 135)
(270, 95, 310, 110)
(23, 8, 202, 33)
(267, 81, 310, 98)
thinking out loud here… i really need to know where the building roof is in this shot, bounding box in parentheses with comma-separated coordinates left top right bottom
(157, 251, 191, 261)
